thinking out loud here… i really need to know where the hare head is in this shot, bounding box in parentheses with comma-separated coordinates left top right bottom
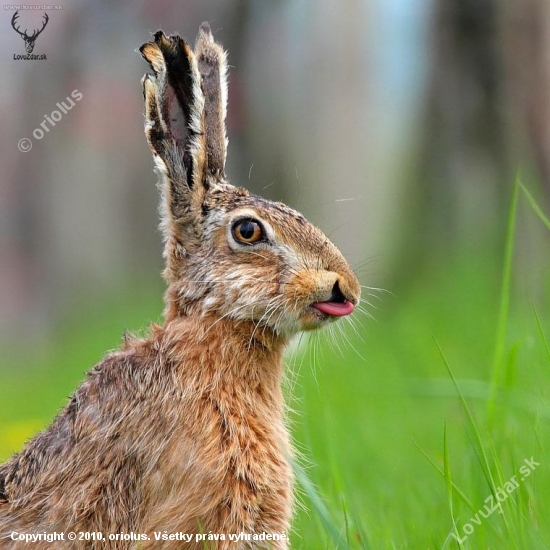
(140, 24, 360, 338)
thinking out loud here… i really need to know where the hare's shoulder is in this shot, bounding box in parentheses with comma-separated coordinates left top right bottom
(0, 343, 172, 503)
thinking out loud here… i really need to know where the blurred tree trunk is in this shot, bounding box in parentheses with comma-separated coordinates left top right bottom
(399, 0, 511, 278)
(504, 0, 550, 199)
(394, 0, 550, 288)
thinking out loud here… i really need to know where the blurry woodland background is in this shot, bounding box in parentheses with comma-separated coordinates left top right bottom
(2, 1, 550, 548)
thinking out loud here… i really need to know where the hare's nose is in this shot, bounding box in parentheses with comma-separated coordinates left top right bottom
(330, 280, 347, 304)
(311, 279, 355, 317)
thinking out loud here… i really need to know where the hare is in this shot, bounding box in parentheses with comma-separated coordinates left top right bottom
(0, 23, 360, 549)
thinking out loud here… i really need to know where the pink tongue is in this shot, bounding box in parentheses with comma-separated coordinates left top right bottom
(312, 301, 355, 317)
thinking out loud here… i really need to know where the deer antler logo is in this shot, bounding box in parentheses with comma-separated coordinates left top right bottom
(11, 11, 49, 54)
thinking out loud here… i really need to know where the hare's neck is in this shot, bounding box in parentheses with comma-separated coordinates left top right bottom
(160, 315, 288, 389)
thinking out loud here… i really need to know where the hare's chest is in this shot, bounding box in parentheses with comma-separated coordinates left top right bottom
(147, 388, 293, 541)
(207, 392, 293, 532)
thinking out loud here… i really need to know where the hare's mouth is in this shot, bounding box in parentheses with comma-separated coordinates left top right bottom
(311, 300, 355, 317)
(309, 279, 356, 318)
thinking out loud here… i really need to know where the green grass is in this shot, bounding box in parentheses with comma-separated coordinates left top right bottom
(1, 180, 549, 549)
(288, 179, 550, 549)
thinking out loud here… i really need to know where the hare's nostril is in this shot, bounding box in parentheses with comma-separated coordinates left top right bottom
(330, 280, 346, 304)
(311, 280, 354, 317)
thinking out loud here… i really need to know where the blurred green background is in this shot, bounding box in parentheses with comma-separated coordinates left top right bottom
(1, 1, 550, 548)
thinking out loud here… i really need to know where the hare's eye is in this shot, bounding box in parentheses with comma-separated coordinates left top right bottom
(232, 219, 264, 244)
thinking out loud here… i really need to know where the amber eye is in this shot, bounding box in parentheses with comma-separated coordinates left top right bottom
(232, 219, 264, 244)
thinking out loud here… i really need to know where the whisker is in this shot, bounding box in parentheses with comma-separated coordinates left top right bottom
(183, 279, 282, 284)
(247, 299, 280, 350)
(356, 308, 376, 322)
(361, 284, 393, 297)
(199, 302, 255, 341)
(337, 322, 367, 363)
(344, 316, 366, 345)
(329, 324, 345, 358)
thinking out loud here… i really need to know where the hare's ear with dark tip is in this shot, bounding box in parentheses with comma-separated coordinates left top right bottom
(140, 31, 207, 224)
(195, 22, 228, 178)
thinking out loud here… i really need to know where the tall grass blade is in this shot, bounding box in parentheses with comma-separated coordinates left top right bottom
(411, 437, 474, 511)
(443, 423, 462, 547)
(291, 457, 349, 549)
(533, 304, 550, 364)
(434, 338, 497, 493)
(488, 177, 519, 422)
(518, 182, 550, 231)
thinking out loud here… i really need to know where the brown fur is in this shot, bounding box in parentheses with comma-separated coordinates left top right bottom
(0, 24, 360, 549)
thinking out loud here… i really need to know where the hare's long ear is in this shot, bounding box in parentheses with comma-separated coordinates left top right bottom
(140, 31, 207, 244)
(195, 23, 228, 178)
